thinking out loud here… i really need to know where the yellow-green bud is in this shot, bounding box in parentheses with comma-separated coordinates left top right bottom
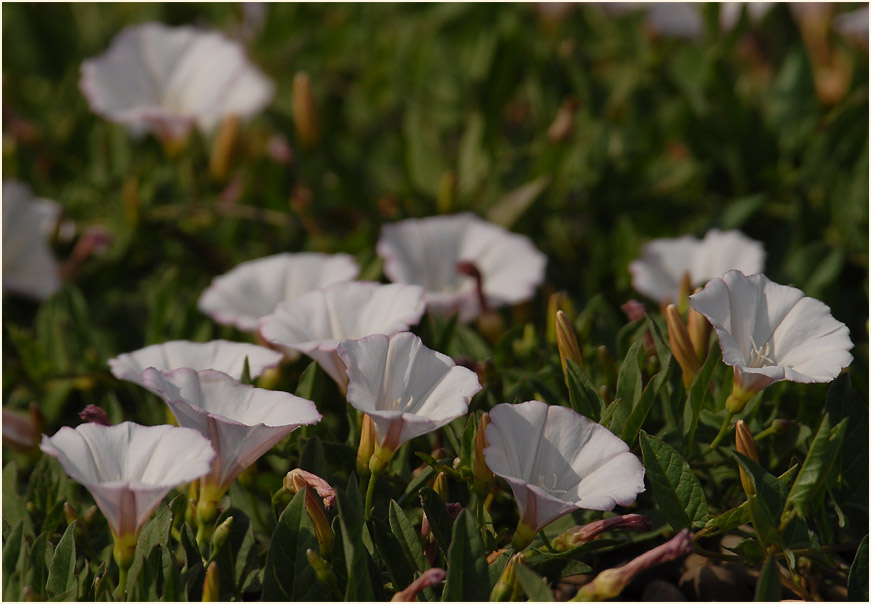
(735, 420, 759, 497)
(666, 304, 701, 389)
(292, 72, 319, 147)
(202, 561, 220, 602)
(211, 516, 233, 551)
(433, 472, 449, 502)
(306, 548, 338, 592)
(491, 553, 524, 601)
(209, 115, 239, 182)
(557, 309, 583, 382)
(357, 414, 375, 477)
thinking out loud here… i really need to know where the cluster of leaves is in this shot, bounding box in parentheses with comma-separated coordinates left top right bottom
(2, 2, 868, 602)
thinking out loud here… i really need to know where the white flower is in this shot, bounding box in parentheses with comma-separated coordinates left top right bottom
(338, 332, 480, 463)
(80, 22, 274, 143)
(484, 401, 644, 547)
(198, 252, 360, 332)
(40, 422, 214, 538)
(645, 3, 703, 40)
(719, 3, 774, 31)
(142, 368, 321, 496)
(629, 228, 765, 305)
(377, 213, 547, 322)
(259, 281, 426, 390)
(690, 270, 853, 411)
(108, 339, 283, 391)
(833, 7, 869, 46)
(2, 181, 62, 301)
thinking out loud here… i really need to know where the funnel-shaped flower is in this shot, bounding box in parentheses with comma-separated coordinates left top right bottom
(108, 340, 283, 391)
(484, 401, 644, 547)
(198, 252, 360, 331)
(80, 23, 273, 143)
(259, 281, 426, 389)
(629, 229, 765, 305)
(2, 181, 62, 300)
(377, 213, 546, 322)
(142, 368, 321, 499)
(40, 422, 214, 538)
(338, 332, 481, 470)
(690, 270, 853, 412)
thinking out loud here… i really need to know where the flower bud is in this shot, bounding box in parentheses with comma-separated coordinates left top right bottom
(64, 502, 78, 525)
(546, 292, 575, 344)
(209, 114, 239, 182)
(433, 472, 449, 502)
(735, 420, 759, 497)
(687, 289, 711, 362)
(666, 304, 701, 389)
(369, 442, 394, 476)
(357, 414, 375, 477)
(202, 561, 220, 602)
(556, 310, 583, 382)
(473, 414, 494, 497)
(491, 552, 524, 601)
(552, 514, 652, 552)
(391, 568, 446, 601)
(185, 482, 198, 527)
(211, 516, 233, 551)
(678, 270, 692, 313)
(772, 419, 791, 435)
(284, 469, 336, 510)
(1, 405, 41, 453)
(306, 548, 338, 592)
(292, 72, 319, 147)
(79, 404, 110, 426)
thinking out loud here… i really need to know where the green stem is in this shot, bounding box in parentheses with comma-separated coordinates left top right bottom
(118, 565, 128, 598)
(709, 411, 735, 449)
(538, 530, 556, 553)
(364, 473, 378, 522)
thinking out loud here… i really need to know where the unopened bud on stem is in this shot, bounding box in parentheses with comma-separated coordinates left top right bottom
(357, 414, 375, 477)
(557, 309, 583, 381)
(735, 420, 759, 496)
(666, 304, 700, 389)
(552, 514, 651, 552)
(392, 568, 446, 601)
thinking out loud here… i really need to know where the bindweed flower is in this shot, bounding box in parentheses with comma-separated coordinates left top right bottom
(719, 2, 774, 31)
(108, 339, 284, 391)
(690, 270, 853, 414)
(40, 422, 214, 574)
(376, 213, 546, 323)
(484, 401, 645, 550)
(80, 23, 274, 145)
(2, 181, 63, 301)
(629, 229, 765, 306)
(198, 252, 360, 332)
(337, 332, 481, 473)
(142, 368, 321, 521)
(259, 281, 426, 390)
(283, 469, 334, 556)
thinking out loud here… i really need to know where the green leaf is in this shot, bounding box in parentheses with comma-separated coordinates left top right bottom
(372, 517, 415, 592)
(622, 366, 670, 445)
(337, 477, 374, 601)
(639, 431, 708, 530)
(701, 465, 798, 537)
(514, 563, 555, 602)
(262, 490, 322, 601)
(419, 488, 454, 558)
(46, 521, 76, 597)
(645, 314, 672, 372)
(2, 519, 24, 599)
(565, 359, 605, 422)
(299, 436, 329, 481)
(26, 532, 48, 599)
(399, 465, 436, 504)
(442, 509, 489, 601)
(754, 554, 782, 602)
(240, 356, 252, 385)
(783, 414, 846, 522)
(848, 535, 869, 602)
(127, 502, 172, 595)
(295, 361, 322, 402)
(179, 523, 204, 601)
(389, 500, 429, 574)
(610, 341, 643, 434)
(682, 339, 720, 449)
(486, 176, 550, 229)
(2, 462, 24, 528)
(732, 453, 787, 547)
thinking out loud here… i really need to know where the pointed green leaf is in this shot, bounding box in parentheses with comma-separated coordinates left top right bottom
(645, 314, 672, 371)
(639, 431, 708, 530)
(2, 462, 24, 527)
(754, 554, 782, 602)
(610, 342, 643, 433)
(732, 453, 786, 547)
(565, 359, 605, 421)
(46, 521, 76, 596)
(783, 414, 846, 521)
(848, 535, 868, 602)
(682, 339, 720, 449)
(372, 517, 415, 592)
(701, 465, 798, 537)
(514, 563, 555, 602)
(2, 519, 24, 598)
(126, 502, 171, 593)
(295, 361, 322, 401)
(442, 510, 489, 601)
(389, 500, 429, 574)
(419, 488, 453, 558)
(26, 532, 48, 599)
(262, 490, 322, 601)
(337, 477, 374, 601)
(622, 366, 670, 445)
(240, 356, 252, 385)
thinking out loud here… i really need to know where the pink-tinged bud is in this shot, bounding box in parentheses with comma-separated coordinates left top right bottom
(60, 226, 114, 282)
(267, 134, 294, 165)
(79, 404, 110, 426)
(473, 414, 494, 497)
(284, 469, 336, 510)
(292, 72, 319, 147)
(391, 568, 446, 602)
(202, 561, 220, 601)
(209, 115, 239, 182)
(557, 309, 584, 380)
(357, 414, 375, 477)
(552, 514, 652, 552)
(735, 420, 759, 497)
(666, 304, 701, 389)
(571, 530, 693, 601)
(491, 552, 524, 601)
(620, 299, 646, 323)
(687, 289, 711, 362)
(2, 405, 41, 453)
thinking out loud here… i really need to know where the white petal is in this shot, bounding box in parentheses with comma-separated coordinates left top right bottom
(693, 230, 765, 287)
(2, 181, 62, 301)
(259, 282, 425, 387)
(198, 253, 359, 331)
(80, 22, 273, 140)
(646, 3, 703, 40)
(142, 368, 320, 488)
(108, 340, 283, 390)
(338, 332, 480, 449)
(377, 213, 546, 322)
(484, 401, 644, 532)
(40, 422, 214, 535)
